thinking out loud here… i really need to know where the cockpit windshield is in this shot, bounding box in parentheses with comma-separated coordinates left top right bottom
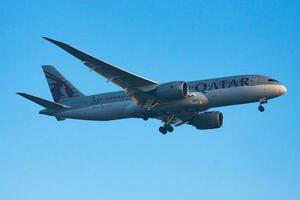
(268, 79, 279, 83)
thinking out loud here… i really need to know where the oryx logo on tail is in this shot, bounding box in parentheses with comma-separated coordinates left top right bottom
(42, 65, 84, 102)
(45, 71, 75, 102)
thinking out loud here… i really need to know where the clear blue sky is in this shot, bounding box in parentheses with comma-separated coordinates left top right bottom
(1, 0, 299, 199)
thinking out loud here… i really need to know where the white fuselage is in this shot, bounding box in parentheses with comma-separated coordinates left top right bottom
(49, 75, 286, 121)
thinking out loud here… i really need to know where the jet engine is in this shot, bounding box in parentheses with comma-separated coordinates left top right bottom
(188, 111, 223, 129)
(155, 81, 188, 99)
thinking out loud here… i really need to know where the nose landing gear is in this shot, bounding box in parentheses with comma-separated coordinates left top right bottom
(258, 98, 268, 112)
(258, 105, 265, 112)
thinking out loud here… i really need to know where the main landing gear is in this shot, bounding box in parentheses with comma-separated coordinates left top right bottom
(159, 124, 174, 134)
(159, 115, 175, 134)
(142, 116, 149, 121)
(258, 98, 267, 112)
(141, 113, 150, 121)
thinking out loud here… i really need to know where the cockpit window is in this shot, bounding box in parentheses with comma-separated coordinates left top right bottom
(268, 79, 279, 83)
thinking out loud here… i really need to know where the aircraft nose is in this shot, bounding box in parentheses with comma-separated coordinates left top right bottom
(279, 85, 287, 95)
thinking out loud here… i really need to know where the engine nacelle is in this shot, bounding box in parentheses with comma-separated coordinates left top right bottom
(189, 111, 223, 129)
(155, 81, 188, 99)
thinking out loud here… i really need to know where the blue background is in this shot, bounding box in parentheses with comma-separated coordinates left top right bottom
(1, 0, 299, 199)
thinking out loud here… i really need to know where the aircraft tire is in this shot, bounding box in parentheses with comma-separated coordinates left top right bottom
(159, 126, 167, 134)
(258, 105, 265, 112)
(166, 125, 174, 132)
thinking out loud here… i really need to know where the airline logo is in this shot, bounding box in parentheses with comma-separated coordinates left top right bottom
(195, 78, 250, 92)
(45, 71, 75, 102)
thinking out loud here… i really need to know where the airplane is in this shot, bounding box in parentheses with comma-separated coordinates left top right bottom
(17, 37, 287, 134)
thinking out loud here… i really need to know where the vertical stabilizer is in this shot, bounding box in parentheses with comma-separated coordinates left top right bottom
(42, 65, 84, 103)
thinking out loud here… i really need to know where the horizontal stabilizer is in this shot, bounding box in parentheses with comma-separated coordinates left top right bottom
(17, 92, 69, 110)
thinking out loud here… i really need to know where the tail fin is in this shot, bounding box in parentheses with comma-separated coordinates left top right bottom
(17, 93, 69, 110)
(42, 65, 84, 103)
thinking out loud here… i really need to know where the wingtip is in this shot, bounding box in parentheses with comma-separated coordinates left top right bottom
(42, 37, 63, 45)
(42, 36, 52, 41)
(42, 36, 51, 41)
(16, 92, 26, 97)
(41, 64, 52, 68)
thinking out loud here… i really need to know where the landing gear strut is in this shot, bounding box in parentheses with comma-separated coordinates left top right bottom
(159, 115, 175, 134)
(258, 98, 267, 112)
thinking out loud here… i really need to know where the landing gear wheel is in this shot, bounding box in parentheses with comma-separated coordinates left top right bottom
(258, 105, 265, 112)
(159, 126, 167, 134)
(165, 125, 174, 133)
(142, 116, 149, 121)
(258, 98, 267, 112)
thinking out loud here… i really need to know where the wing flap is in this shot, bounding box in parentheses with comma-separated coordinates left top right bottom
(157, 112, 197, 127)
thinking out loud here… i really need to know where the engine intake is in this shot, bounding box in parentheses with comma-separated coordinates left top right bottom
(189, 111, 223, 129)
(155, 81, 188, 99)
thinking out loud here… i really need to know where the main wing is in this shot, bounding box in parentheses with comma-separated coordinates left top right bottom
(43, 37, 159, 106)
(43, 37, 157, 89)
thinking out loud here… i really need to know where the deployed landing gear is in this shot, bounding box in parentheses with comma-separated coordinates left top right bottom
(165, 125, 174, 132)
(159, 115, 175, 134)
(159, 124, 174, 134)
(258, 105, 265, 112)
(258, 98, 267, 112)
(159, 126, 167, 134)
(141, 113, 149, 121)
(142, 116, 149, 121)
